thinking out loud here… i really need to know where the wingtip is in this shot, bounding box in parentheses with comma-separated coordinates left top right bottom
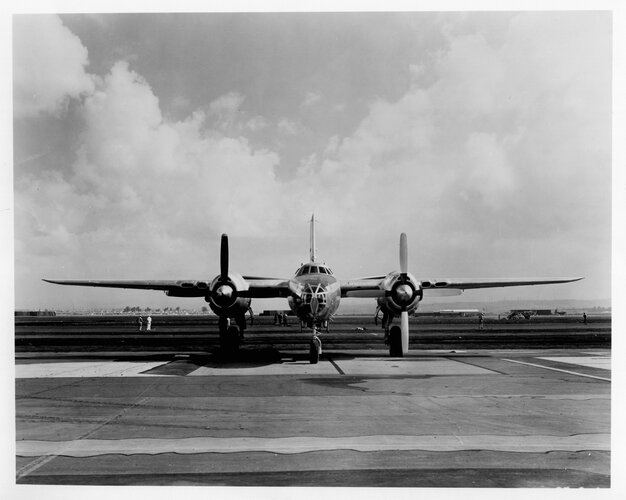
(42, 279, 65, 285)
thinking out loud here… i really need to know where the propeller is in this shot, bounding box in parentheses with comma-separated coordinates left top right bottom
(213, 234, 235, 308)
(399, 232, 408, 279)
(220, 233, 229, 281)
(399, 233, 409, 354)
(400, 309, 409, 354)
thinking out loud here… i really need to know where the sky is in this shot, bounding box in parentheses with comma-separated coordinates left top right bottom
(9, 9, 614, 310)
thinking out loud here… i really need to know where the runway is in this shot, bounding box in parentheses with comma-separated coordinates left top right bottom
(15, 313, 612, 352)
(15, 344, 610, 487)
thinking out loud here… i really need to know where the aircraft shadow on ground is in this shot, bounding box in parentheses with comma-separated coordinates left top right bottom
(138, 348, 370, 375)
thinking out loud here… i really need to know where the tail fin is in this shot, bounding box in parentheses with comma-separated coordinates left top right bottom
(309, 213, 316, 262)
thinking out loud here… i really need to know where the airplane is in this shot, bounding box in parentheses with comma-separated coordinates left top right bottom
(44, 215, 583, 363)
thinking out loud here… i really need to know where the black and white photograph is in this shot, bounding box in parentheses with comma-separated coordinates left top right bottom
(3, 0, 622, 497)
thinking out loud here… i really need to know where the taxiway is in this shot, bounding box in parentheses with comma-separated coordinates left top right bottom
(15, 343, 610, 487)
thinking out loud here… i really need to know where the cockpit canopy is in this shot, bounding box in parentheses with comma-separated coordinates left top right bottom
(295, 263, 334, 277)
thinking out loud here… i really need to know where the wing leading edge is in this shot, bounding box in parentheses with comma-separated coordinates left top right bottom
(42, 278, 297, 299)
(340, 276, 583, 298)
(422, 277, 584, 290)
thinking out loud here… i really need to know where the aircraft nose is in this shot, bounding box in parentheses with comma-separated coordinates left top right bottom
(302, 283, 328, 311)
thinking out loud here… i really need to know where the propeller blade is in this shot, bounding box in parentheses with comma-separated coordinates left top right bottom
(400, 311, 409, 354)
(220, 233, 229, 281)
(399, 233, 408, 277)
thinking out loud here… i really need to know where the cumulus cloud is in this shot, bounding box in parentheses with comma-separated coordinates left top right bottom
(278, 12, 610, 283)
(207, 92, 245, 131)
(277, 118, 299, 136)
(245, 115, 269, 131)
(14, 12, 610, 307)
(301, 91, 322, 108)
(15, 58, 283, 286)
(13, 15, 95, 118)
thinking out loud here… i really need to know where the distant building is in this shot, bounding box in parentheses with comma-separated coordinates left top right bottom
(415, 309, 480, 317)
(437, 309, 481, 317)
(510, 309, 553, 316)
(15, 310, 56, 317)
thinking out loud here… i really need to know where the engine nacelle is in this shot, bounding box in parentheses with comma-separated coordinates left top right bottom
(376, 271, 422, 316)
(206, 272, 251, 317)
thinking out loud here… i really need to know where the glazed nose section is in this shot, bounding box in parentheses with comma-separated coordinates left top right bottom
(302, 283, 328, 314)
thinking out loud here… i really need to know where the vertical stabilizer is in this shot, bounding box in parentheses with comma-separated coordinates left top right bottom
(309, 213, 316, 262)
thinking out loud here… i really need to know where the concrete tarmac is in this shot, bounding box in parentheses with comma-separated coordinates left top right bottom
(15, 346, 610, 487)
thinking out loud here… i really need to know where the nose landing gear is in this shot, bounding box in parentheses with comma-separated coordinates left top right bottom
(309, 327, 322, 364)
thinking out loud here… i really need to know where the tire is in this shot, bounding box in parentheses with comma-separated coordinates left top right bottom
(220, 325, 240, 357)
(309, 339, 320, 364)
(389, 326, 403, 357)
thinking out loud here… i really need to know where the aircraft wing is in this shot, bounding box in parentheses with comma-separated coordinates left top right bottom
(43, 277, 298, 299)
(42, 279, 209, 297)
(422, 277, 584, 291)
(240, 279, 300, 298)
(340, 279, 387, 298)
(340, 276, 583, 299)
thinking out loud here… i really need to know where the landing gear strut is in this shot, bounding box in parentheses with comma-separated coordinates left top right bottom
(388, 325, 403, 357)
(218, 316, 240, 356)
(309, 328, 322, 364)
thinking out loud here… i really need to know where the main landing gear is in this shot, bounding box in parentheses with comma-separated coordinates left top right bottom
(218, 316, 244, 357)
(384, 311, 409, 357)
(388, 325, 403, 357)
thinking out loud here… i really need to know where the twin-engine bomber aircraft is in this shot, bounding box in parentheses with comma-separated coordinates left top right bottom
(44, 215, 582, 363)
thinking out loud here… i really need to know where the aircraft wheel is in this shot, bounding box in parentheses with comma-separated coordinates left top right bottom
(309, 338, 321, 364)
(389, 326, 403, 357)
(220, 325, 240, 356)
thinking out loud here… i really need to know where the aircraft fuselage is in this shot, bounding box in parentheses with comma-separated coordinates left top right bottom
(287, 263, 341, 326)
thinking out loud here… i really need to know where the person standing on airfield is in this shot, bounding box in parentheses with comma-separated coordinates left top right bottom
(478, 312, 485, 330)
(583, 312, 587, 325)
(146, 315, 152, 331)
(138, 316, 143, 331)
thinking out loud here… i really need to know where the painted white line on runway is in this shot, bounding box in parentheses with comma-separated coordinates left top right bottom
(16, 433, 609, 457)
(502, 359, 611, 382)
(15, 361, 170, 378)
(537, 356, 611, 371)
(335, 357, 495, 376)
